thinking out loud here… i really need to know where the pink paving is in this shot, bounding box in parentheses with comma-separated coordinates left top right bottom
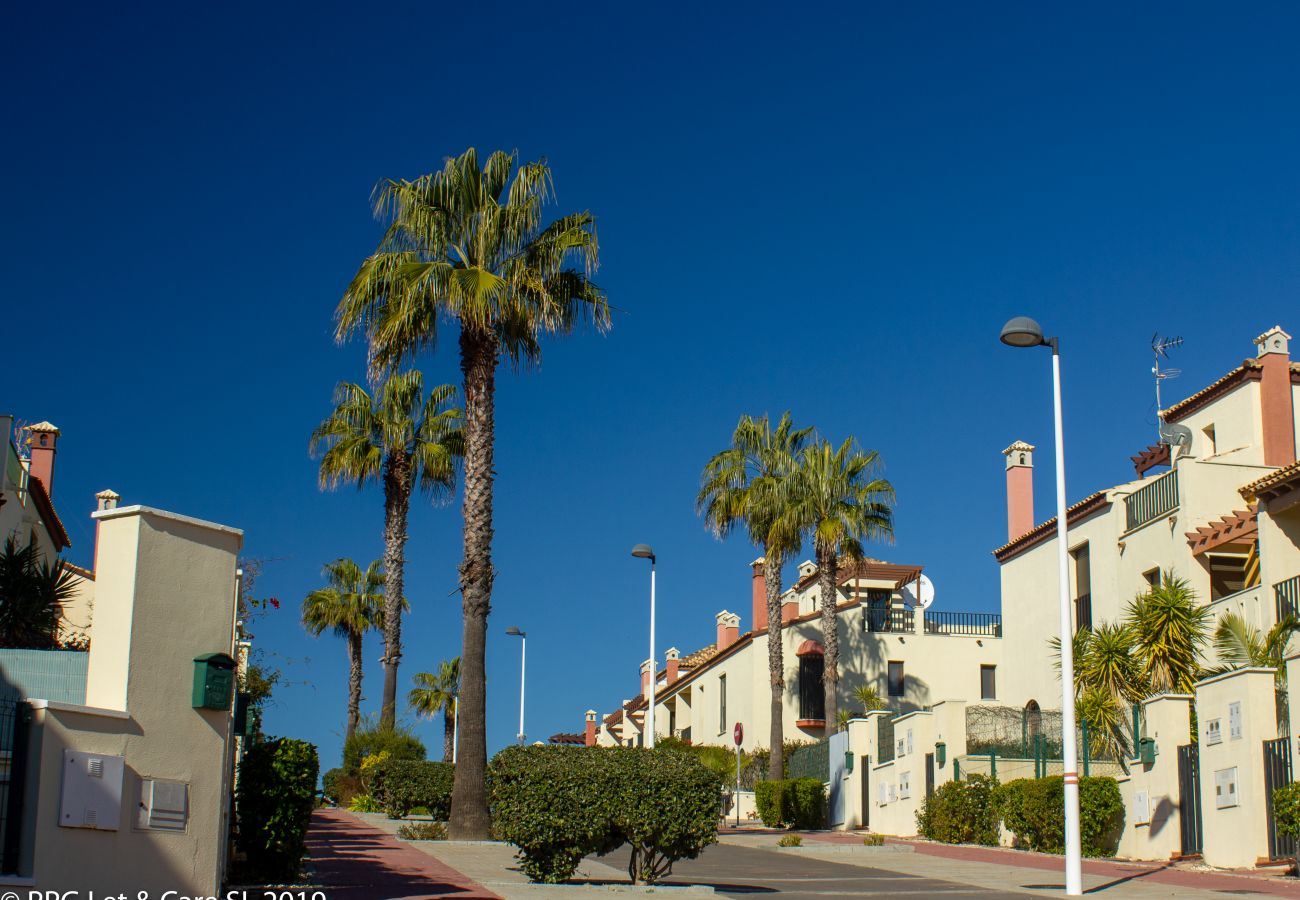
(804, 831, 1300, 896)
(306, 808, 501, 900)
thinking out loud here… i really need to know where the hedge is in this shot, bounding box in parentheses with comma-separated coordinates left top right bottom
(342, 726, 425, 774)
(371, 759, 455, 819)
(1275, 781, 1300, 841)
(236, 738, 320, 883)
(487, 745, 722, 884)
(916, 774, 999, 846)
(995, 776, 1123, 857)
(753, 778, 825, 829)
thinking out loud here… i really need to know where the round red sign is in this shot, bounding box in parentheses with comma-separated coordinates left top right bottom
(733, 722, 743, 746)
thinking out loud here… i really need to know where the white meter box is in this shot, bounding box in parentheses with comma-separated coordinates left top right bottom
(60, 750, 125, 830)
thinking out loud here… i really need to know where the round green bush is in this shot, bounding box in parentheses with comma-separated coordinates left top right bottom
(372, 759, 454, 819)
(916, 774, 999, 846)
(994, 776, 1123, 857)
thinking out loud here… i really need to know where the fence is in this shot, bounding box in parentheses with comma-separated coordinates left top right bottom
(0, 698, 31, 874)
(877, 714, 896, 763)
(962, 704, 1135, 779)
(866, 607, 913, 633)
(923, 611, 1002, 637)
(1276, 575, 1300, 622)
(1124, 469, 1179, 532)
(788, 738, 830, 782)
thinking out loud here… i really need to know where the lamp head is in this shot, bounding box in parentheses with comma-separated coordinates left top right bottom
(1000, 316, 1047, 348)
(505, 626, 525, 637)
(631, 543, 656, 562)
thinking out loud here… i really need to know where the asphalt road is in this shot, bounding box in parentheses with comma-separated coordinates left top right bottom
(595, 842, 1026, 899)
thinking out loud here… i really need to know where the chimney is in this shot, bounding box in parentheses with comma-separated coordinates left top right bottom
(640, 659, 653, 699)
(751, 558, 768, 631)
(584, 710, 598, 747)
(1255, 326, 1296, 467)
(716, 610, 741, 650)
(23, 421, 60, 498)
(93, 489, 120, 574)
(665, 647, 680, 683)
(1003, 441, 1035, 541)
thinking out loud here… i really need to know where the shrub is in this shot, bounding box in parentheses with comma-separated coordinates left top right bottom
(236, 738, 319, 884)
(786, 778, 826, 830)
(863, 834, 885, 846)
(755, 780, 785, 827)
(372, 759, 454, 819)
(995, 776, 1123, 857)
(348, 793, 383, 813)
(777, 834, 802, 847)
(1274, 782, 1300, 841)
(342, 725, 425, 774)
(916, 774, 999, 846)
(397, 820, 448, 840)
(487, 745, 722, 885)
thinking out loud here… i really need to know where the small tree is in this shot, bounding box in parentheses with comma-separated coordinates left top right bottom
(0, 535, 77, 648)
(409, 657, 460, 762)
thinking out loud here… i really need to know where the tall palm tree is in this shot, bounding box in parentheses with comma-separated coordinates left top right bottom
(335, 148, 608, 838)
(697, 412, 811, 781)
(783, 438, 895, 730)
(410, 657, 461, 762)
(1125, 573, 1211, 694)
(301, 558, 386, 742)
(310, 372, 463, 730)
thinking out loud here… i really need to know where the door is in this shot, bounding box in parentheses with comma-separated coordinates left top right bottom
(1176, 744, 1203, 857)
(828, 730, 848, 827)
(925, 752, 936, 799)
(1263, 737, 1296, 861)
(859, 755, 870, 827)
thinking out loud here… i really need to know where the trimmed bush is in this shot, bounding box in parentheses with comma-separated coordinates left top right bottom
(372, 759, 454, 819)
(753, 778, 826, 828)
(342, 726, 425, 774)
(995, 776, 1123, 857)
(487, 745, 723, 885)
(236, 738, 319, 884)
(916, 774, 999, 846)
(755, 780, 785, 827)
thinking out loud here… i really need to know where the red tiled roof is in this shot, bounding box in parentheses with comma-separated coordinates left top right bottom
(64, 562, 94, 580)
(1241, 460, 1300, 504)
(27, 476, 70, 551)
(992, 491, 1110, 564)
(793, 558, 922, 592)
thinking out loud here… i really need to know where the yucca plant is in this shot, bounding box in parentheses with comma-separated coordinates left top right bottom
(1125, 573, 1210, 694)
(854, 685, 887, 714)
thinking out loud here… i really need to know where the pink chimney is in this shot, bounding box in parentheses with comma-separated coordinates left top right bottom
(23, 422, 60, 498)
(584, 710, 598, 747)
(1255, 327, 1296, 467)
(665, 647, 680, 684)
(640, 659, 653, 699)
(716, 610, 740, 650)
(751, 558, 768, 631)
(1003, 441, 1035, 541)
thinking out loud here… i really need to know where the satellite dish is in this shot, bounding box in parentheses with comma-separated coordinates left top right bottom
(901, 574, 935, 610)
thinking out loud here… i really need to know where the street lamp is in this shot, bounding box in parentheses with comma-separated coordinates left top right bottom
(506, 626, 526, 743)
(631, 543, 657, 749)
(1000, 316, 1083, 896)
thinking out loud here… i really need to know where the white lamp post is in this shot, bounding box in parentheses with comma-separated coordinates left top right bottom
(506, 626, 527, 743)
(631, 544, 657, 749)
(1000, 316, 1083, 897)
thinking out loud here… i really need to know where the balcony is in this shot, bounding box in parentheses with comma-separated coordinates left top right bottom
(1276, 575, 1300, 621)
(865, 606, 914, 633)
(1125, 469, 1179, 532)
(923, 611, 1003, 637)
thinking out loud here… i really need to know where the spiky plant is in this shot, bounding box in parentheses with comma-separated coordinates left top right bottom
(1125, 573, 1211, 694)
(310, 372, 462, 730)
(697, 411, 811, 780)
(335, 148, 608, 838)
(782, 438, 895, 730)
(409, 657, 461, 763)
(854, 684, 887, 714)
(0, 535, 77, 648)
(1211, 612, 1300, 676)
(301, 558, 386, 742)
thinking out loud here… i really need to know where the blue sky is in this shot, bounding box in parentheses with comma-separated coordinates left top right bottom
(6, 3, 1300, 768)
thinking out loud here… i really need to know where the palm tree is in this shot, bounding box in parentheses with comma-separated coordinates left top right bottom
(310, 371, 463, 731)
(1051, 623, 1146, 764)
(335, 148, 608, 838)
(853, 684, 887, 714)
(1125, 573, 1211, 694)
(697, 412, 811, 780)
(783, 438, 895, 730)
(0, 535, 77, 648)
(1211, 612, 1300, 674)
(301, 558, 386, 742)
(409, 657, 461, 762)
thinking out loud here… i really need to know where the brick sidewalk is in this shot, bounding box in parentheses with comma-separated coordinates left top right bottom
(306, 808, 501, 900)
(805, 831, 1300, 896)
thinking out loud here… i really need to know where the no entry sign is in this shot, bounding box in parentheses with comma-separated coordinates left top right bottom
(734, 722, 743, 746)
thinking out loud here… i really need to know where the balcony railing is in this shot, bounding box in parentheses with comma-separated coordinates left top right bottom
(1125, 469, 1179, 532)
(865, 606, 914, 633)
(1276, 575, 1300, 622)
(924, 611, 1002, 637)
(1074, 593, 1092, 631)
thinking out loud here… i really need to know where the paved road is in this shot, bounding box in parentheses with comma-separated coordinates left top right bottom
(598, 842, 1022, 899)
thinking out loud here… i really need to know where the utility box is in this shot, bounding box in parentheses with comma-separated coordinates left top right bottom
(136, 779, 189, 831)
(192, 652, 236, 710)
(60, 750, 124, 830)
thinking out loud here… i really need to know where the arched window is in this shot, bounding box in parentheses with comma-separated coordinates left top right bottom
(1024, 699, 1042, 754)
(797, 640, 825, 722)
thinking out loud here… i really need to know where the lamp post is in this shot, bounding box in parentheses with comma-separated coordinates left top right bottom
(1000, 316, 1083, 897)
(506, 626, 526, 743)
(631, 544, 657, 749)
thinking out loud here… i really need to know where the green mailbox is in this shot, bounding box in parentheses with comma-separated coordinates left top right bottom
(936, 741, 946, 768)
(1138, 737, 1156, 766)
(192, 652, 236, 710)
(844, 751, 854, 773)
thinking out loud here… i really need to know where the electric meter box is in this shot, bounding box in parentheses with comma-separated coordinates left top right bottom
(192, 652, 236, 710)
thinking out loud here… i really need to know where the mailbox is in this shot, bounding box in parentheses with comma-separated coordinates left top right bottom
(844, 751, 854, 773)
(936, 741, 946, 768)
(1138, 737, 1156, 766)
(192, 653, 236, 710)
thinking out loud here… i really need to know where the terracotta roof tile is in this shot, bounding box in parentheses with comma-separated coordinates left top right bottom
(1241, 460, 1300, 503)
(992, 491, 1110, 564)
(27, 476, 70, 551)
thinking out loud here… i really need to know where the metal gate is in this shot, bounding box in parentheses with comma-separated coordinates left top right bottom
(1176, 744, 1203, 857)
(1263, 737, 1296, 861)
(828, 730, 847, 827)
(925, 752, 935, 799)
(859, 755, 870, 827)
(0, 699, 31, 874)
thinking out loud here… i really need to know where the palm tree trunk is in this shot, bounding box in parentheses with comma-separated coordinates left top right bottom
(444, 703, 455, 763)
(818, 548, 840, 733)
(379, 451, 411, 731)
(764, 554, 785, 782)
(347, 630, 364, 744)
(449, 326, 498, 840)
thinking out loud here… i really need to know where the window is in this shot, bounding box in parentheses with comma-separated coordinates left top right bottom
(864, 589, 892, 633)
(1203, 424, 1216, 457)
(798, 655, 825, 721)
(888, 661, 905, 698)
(718, 674, 727, 733)
(1070, 543, 1091, 630)
(980, 665, 997, 700)
(1207, 553, 1254, 600)
(1143, 568, 1161, 589)
(669, 705, 677, 738)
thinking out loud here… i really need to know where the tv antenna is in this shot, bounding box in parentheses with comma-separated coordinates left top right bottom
(1152, 333, 1184, 433)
